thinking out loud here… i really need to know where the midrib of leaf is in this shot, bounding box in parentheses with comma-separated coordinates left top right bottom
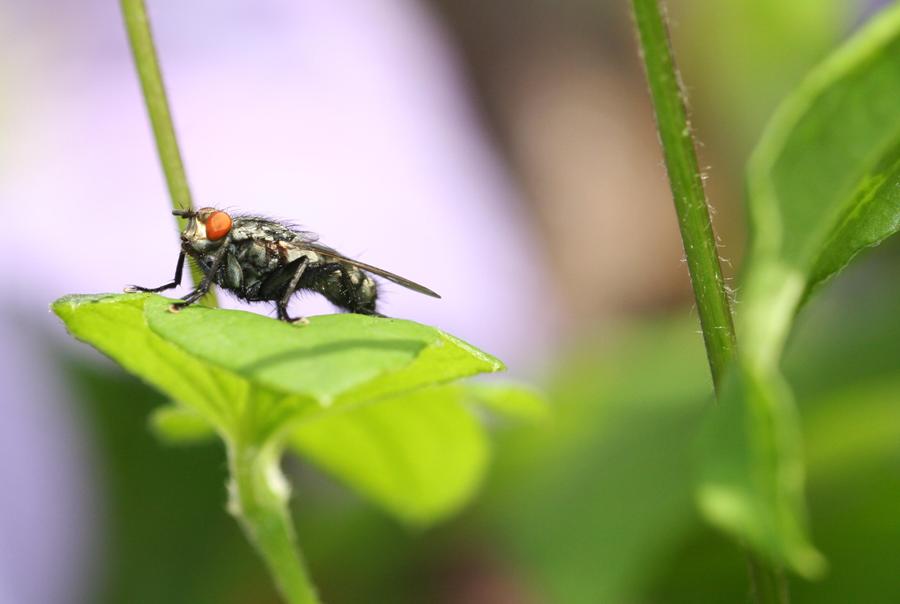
(807, 150, 900, 291)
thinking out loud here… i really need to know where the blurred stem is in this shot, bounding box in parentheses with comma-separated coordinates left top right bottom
(630, 0, 788, 602)
(748, 558, 790, 604)
(120, 0, 216, 306)
(227, 438, 321, 604)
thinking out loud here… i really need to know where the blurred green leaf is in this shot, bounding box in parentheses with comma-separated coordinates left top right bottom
(150, 404, 216, 444)
(743, 2, 900, 361)
(151, 385, 496, 525)
(677, 0, 856, 147)
(697, 365, 824, 576)
(651, 294, 900, 602)
(698, 3, 900, 578)
(150, 382, 545, 526)
(290, 385, 489, 525)
(808, 152, 900, 291)
(464, 382, 548, 423)
(61, 358, 277, 604)
(53, 293, 503, 525)
(486, 267, 900, 602)
(485, 320, 710, 604)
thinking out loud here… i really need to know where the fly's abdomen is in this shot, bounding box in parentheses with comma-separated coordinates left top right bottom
(305, 263, 378, 315)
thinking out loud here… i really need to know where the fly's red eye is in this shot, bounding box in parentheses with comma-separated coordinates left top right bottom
(206, 211, 232, 240)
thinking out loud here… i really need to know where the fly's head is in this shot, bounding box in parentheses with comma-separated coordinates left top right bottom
(174, 207, 233, 254)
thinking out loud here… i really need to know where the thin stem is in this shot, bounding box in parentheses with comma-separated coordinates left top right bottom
(227, 438, 321, 604)
(630, 0, 734, 393)
(630, 0, 788, 602)
(120, 0, 216, 306)
(748, 556, 790, 604)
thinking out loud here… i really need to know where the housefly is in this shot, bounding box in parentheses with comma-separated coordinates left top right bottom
(125, 208, 440, 323)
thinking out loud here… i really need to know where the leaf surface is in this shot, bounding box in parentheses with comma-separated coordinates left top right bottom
(54, 293, 503, 524)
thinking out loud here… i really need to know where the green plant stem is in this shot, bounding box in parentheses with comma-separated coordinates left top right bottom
(630, 0, 734, 393)
(630, 0, 788, 602)
(227, 438, 321, 604)
(120, 0, 216, 306)
(748, 557, 790, 604)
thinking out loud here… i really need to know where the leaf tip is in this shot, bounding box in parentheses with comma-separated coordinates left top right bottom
(697, 484, 827, 579)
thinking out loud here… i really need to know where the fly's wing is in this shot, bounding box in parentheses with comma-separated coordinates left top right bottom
(298, 241, 441, 299)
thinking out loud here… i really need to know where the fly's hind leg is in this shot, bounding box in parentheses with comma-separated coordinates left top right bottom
(276, 257, 309, 325)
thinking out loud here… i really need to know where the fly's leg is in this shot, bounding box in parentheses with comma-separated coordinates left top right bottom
(125, 251, 185, 293)
(170, 245, 227, 313)
(276, 257, 309, 324)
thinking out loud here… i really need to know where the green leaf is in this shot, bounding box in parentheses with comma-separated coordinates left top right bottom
(464, 382, 549, 423)
(699, 4, 900, 577)
(290, 385, 489, 524)
(53, 294, 250, 433)
(677, 0, 855, 148)
(697, 365, 825, 577)
(150, 404, 216, 444)
(153, 386, 492, 524)
(808, 151, 900, 290)
(744, 2, 900, 354)
(486, 320, 709, 604)
(53, 293, 502, 524)
(143, 295, 502, 408)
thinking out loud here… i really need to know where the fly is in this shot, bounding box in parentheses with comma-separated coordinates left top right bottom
(125, 208, 440, 323)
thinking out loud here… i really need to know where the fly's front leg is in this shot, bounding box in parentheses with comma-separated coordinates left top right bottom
(276, 257, 309, 324)
(170, 245, 227, 313)
(125, 251, 185, 294)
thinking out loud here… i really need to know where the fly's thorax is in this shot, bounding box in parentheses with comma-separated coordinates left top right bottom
(279, 241, 321, 266)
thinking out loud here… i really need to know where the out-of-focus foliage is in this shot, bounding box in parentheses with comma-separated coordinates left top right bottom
(698, 2, 900, 577)
(61, 358, 277, 604)
(677, 0, 859, 150)
(60, 250, 900, 603)
(477, 244, 900, 603)
(150, 381, 545, 526)
(289, 385, 489, 525)
(481, 322, 710, 603)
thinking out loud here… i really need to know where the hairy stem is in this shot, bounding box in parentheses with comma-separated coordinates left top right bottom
(227, 438, 321, 604)
(120, 0, 216, 305)
(630, 0, 788, 602)
(630, 0, 734, 392)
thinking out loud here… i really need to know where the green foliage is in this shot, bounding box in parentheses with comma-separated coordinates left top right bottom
(53, 292, 517, 603)
(463, 382, 549, 423)
(53, 293, 505, 522)
(485, 321, 709, 604)
(697, 2, 900, 578)
(62, 358, 278, 604)
(486, 270, 900, 602)
(290, 385, 489, 525)
(677, 0, 856, 148)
